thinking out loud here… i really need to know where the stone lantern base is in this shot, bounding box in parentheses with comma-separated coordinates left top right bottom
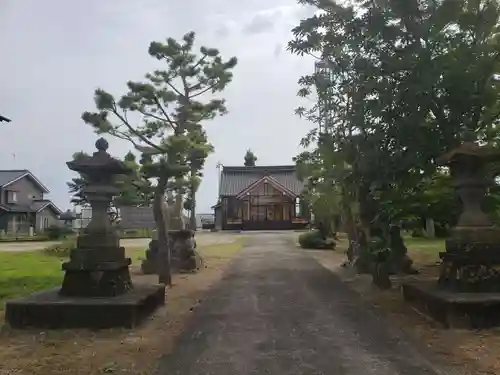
(5, 284, 165, 329)
(402, 281, 500, 329)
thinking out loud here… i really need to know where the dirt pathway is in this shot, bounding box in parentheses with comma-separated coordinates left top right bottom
(156, 233, 456, 375)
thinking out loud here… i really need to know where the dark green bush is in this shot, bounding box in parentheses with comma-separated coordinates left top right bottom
(45, 225, 73, 240)
(43, 238, 76, 257)
(298, 230, 336, 250)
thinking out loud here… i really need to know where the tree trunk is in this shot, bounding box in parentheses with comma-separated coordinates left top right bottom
(190, 186, 197, 231)
(153, 174, 171, 286)
(425, 218, 436, 239)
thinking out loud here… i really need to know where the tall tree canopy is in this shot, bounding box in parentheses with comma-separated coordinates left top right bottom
(289, 0, 500, 246)
(81, 31, 237, 284)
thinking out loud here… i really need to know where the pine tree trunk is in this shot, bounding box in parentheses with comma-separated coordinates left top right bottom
(153, 174, 171, 286)
(190, 186, 197, 231)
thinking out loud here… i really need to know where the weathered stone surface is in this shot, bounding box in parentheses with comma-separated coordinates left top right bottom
(403, 281, 500, 328)
(141, 229, 203, 274)
(170, 229, 203, 272)
(141, 239, 159, 274)
(404, 142, 500, 328)
(5, 284, 165, 329)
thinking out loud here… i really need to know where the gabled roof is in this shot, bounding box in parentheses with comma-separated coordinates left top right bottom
(0, 170, 50, 193)
(235, 175, 297, 199)
(31, 200, 62, 215)
(219, 165, 305, 196)
(0, 199, 62, 215)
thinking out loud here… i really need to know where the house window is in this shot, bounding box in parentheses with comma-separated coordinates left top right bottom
(43, 217, 49, 229)
(295, 197, 300, 216)
(7, 191, 17, 203)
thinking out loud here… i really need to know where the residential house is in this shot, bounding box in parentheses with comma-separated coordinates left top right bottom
(0, 170, 62, 233)
(213, 165, 310, 231)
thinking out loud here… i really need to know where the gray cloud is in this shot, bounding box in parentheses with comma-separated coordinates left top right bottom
(242, 12, 278, 35)
(0, 0, 315, 213)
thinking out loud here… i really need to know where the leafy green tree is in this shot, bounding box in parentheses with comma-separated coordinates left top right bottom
(82, 31, 237, 285)
(244, 149, 257, 166)
(289, 0, 500, 240)
(115, 151, 154, 207)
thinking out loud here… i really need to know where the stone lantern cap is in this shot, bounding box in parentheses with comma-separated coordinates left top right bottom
(66, 138, 132, 176)
(436, 142, 500, 166)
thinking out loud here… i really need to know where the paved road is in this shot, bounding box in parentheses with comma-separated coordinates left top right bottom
(0, 232, 238, 252)
(156, 233, 452, 375)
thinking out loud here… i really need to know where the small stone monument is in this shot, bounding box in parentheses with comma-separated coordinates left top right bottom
(5, 138, 166, 329)
(141, 229, 159, 274)
(169, 229, 202, 272)
(403, 142, 500, 328)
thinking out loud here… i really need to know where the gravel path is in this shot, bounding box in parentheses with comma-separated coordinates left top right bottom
(156, 232, 453, 375)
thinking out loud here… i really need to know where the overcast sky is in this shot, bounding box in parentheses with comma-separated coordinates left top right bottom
(0, 0, 315, 213)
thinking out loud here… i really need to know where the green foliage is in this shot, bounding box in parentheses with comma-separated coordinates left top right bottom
(44, 225, 73, 240)
(289, 0, 500, 235)
(81, 31, 236, 184)
(298, 230, 336, 250)
(244, 149, 257, 166)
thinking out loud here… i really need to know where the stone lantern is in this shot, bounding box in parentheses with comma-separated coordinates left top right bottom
(61, 138, 132, 296)
(5, 138, 165, 329)
(436, 142, 500, 292)
(403, 142, 500, 328)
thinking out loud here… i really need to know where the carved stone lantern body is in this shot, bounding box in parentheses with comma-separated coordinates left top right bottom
(437, 142, 500, 292)
(60, 138, 133, 297)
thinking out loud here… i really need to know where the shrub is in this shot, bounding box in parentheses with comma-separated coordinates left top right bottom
(45, 225, 73, 240)
(43, 238, 77, 257)
(298, 230, 336, 250)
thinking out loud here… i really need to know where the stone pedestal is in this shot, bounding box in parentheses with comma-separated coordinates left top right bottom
(5, 138, 165, 329)
(170, 229, 202, 272)
(141, 239, 159, 274)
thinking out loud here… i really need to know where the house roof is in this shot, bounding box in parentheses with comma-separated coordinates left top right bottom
(0, 170, 50, 193)
(219, 165, 305, 196)
(0, 199, 62, 215)
(0, 115, 11, 122)
(59, 209, 76, 221)
(31, 200, 62, 215)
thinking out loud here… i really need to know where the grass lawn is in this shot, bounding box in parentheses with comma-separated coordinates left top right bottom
(0, 252, 62, 304)
(0, 239, 245, 310)
(404, 236, 445, 266)
(0, 247, 148, 308)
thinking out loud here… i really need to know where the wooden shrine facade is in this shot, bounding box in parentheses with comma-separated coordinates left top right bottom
(213, 166, 309, 231)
